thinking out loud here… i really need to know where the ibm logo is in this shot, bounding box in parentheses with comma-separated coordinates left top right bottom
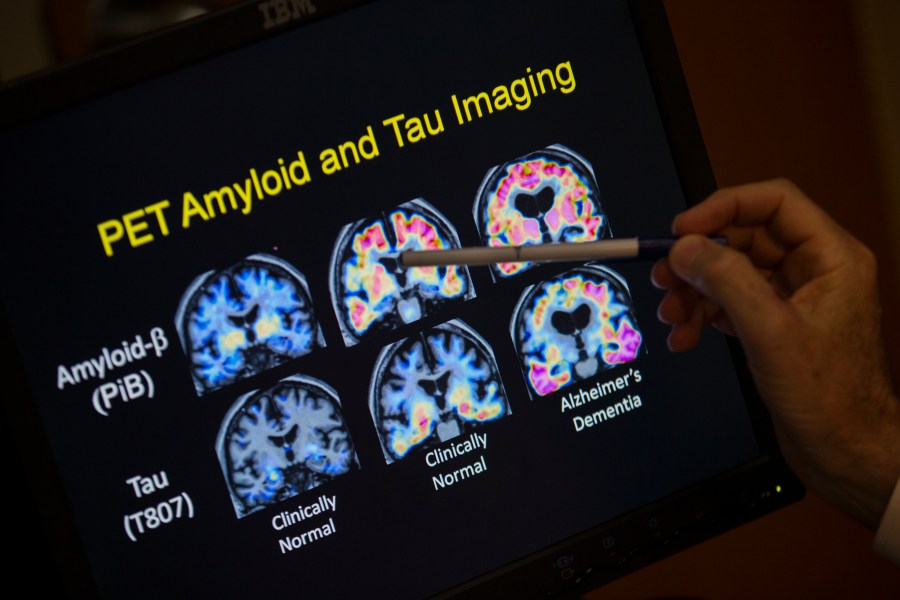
(258, 0, 317, 29)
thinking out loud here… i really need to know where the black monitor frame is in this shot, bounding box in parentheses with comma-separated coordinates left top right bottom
(0, 1, 802, 597)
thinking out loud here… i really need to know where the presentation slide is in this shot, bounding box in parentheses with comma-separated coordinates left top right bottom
(0, 0, 759, 597)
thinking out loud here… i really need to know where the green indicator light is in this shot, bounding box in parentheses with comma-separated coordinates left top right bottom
(775, 485, 782, 493)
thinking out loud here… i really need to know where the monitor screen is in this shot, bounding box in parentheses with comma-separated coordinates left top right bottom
(0, 0, 800, 597)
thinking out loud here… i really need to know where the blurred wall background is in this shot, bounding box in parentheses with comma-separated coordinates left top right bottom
(662, 0, 900, 384)
(2, 1, 899, 597)
(587, 1, 900, 598)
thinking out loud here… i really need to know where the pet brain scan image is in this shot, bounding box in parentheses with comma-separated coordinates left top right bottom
(330, 199, 475, 346)
(217, 374, 359, 518)
(370, 319, 509, 463)
(176, 254, 325, 395)
(474, 144, 609, 278)
(512, 265, 642, 398)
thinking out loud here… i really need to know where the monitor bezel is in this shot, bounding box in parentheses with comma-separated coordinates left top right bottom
(0, 1, 802, 597)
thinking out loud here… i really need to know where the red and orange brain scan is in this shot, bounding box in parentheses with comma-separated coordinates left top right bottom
(474, 145, 609, 278)
(330, 199, 475, 346)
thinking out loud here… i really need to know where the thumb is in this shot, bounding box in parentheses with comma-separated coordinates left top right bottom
(668, 235, 788, 346)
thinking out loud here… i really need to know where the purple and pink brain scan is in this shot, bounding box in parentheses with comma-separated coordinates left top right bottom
(474, 144, 608, 278)
(176, 254, 325, 395)
(511, 265, 642, 398)
(216, 374, 359, 518)
(330, 199, 475, 346)
(369, 319, 509, 463)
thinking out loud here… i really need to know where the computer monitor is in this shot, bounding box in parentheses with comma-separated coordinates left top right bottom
(0, 1, 802, 597)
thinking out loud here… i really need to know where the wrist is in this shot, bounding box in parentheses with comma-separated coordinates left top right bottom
(826, 389, 900, 529)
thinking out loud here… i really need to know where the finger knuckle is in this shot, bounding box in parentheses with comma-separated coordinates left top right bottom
(701, 247, 747, 279)
(769, 177, 798, 192)
(853, 242, 879, 281)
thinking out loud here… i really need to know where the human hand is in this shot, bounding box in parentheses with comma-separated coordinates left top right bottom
(652, 178, 900, 529)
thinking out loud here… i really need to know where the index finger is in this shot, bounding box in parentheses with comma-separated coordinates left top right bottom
(673, 179, 844, 249)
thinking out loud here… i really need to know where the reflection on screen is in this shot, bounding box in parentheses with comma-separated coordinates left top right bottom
(330, 199, 475, 346)
(369, 319, 509, 463)
(474, 144, 608, 278)
(216, 374, 359, 518)
(511, 265, 642, 398)
(175, 254, 325, 395)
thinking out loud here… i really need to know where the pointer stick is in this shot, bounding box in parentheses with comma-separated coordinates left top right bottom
(399, 236, 727, 267)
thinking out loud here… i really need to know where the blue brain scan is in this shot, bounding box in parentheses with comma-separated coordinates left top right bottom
(176, 254, 325, 395)
(369, 319, 509, 463)
(474, 144, 609, 279)
(216, 374, 359, 518)
(329, 199, 475, 347)
(511, 264, 643, 398)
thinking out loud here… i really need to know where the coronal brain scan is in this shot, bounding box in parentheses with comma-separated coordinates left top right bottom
(329, 199, 475, 347)
(474, 144, 608, 278)
(370, 319, 509, 463)
(511, 265, 642, 398)
(217, 374, 359, 518)
(176, 254, 325, 395)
